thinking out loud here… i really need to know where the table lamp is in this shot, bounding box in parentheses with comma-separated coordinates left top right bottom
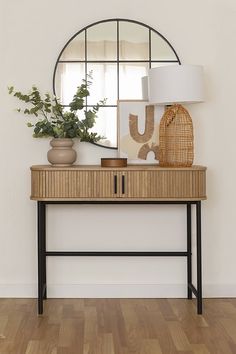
(148, 65, 204, 167)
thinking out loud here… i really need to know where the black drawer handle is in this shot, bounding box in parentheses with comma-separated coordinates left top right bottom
(122, 175, 125, 194)
(114, 175, 117, 194)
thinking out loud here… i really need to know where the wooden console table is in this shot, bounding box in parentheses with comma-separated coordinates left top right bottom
(31, 165, 207, 315)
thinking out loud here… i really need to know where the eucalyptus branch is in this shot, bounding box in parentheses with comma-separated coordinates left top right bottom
(8, 74, 106, 142)
(40, 108, 49, 120)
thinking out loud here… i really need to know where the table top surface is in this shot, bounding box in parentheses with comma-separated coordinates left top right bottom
(31, 164, 207, 171)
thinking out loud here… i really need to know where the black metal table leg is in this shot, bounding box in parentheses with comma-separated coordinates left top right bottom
(37, 201, 45, 314)
(41, 203, 47, 300)
(196, 201, 202, 314)
(187, 203, 192, 299)
(36, 200, 203, 315)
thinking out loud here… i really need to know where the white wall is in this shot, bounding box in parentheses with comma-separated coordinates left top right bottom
(1, 0, 236, 298)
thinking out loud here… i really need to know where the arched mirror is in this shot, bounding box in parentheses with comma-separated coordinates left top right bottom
(53, 19, 180, 149)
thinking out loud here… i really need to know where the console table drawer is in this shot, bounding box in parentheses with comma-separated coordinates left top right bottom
(31, 165, 206, 201)
(123, 169, 206, 199)
(31, 170, 118, 199)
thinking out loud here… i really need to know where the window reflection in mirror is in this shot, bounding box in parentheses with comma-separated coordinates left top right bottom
(90, 107, 117, 148)
(151, 31, 177, 60)
(60, 32, 85, 61)
(87, 63, 117, 106)
(55, 63, 85, 105)
(87, 22, 117, 61)
(119, 63, 149, 100)
(119, 21, 149, 60)
(54, 19, 180, 149)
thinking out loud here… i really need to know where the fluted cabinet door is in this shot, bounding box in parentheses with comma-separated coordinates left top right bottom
(120, 171, 149, 198)
(91, 171, 118, 198)
(31, 169, 118, 199)
(121, 169, 206, 200)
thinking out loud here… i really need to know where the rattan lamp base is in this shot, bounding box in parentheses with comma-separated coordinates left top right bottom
(159, 104, 194, 167)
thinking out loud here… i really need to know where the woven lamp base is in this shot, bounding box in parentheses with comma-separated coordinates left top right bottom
(159, 104, 194, 167)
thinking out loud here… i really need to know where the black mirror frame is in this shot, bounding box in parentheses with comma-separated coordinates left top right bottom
(53, 18, 181, 150)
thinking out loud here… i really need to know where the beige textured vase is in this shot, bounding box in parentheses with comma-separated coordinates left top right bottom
(47, 138, 77, 166)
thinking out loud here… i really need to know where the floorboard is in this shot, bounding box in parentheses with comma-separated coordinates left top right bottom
(0, 299, 236, 353)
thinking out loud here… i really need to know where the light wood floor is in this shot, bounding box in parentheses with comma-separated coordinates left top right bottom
(0, 299, 236, 354)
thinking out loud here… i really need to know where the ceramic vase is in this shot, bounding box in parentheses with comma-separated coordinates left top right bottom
(47, 138, 77, 166)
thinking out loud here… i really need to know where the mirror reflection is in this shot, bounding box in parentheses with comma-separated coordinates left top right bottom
(60, 32, 85, 61)
(54, 19, 180, 148)
(119, 63, 149, 100)
(151, 31, 177, 60)
(87, 22, 117, 61)
(119, 21, 149, 60)
(87, 63, 117, 106)
(55, 63, 85, 105)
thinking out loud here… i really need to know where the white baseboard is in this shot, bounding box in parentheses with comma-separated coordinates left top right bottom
(0, 284, 37, 298)
(47, 284, 187, 298)
(0, 283, 236, 298)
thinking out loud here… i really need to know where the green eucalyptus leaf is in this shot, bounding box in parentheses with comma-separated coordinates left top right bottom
(8, 86, 14, 94)
(8, 75, 106, 142)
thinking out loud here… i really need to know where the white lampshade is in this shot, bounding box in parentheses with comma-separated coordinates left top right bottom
(148, 65, 204, 105)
